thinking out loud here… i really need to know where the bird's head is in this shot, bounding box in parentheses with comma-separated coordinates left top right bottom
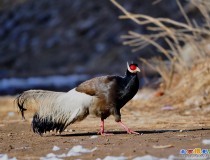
(127, 62, 141, 74)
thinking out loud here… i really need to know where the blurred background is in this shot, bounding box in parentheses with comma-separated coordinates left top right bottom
(1, 1, 210, 159)
(0, 0, 206, 95)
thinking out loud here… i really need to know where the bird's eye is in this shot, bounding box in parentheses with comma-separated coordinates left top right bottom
(130, 65, 137, 70)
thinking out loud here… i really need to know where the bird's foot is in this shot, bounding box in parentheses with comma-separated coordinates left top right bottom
(126, 129, 139, 135)
(118, 121, 139, 135)
(101, 132, 114, 136)
(97, 130, 114, 136)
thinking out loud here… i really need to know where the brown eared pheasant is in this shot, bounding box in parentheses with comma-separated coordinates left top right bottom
(16, 62, 140, 136)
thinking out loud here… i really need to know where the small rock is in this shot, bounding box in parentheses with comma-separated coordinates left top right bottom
(7, 133, 12, 137)
(9, 145, 14, 149)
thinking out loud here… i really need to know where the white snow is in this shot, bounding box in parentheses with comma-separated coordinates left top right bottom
(103, 156, 127, 160)
(40, 153, 62, 160)
(0, 154, 16, 160)
(52, 146, 60, 151)
(7, 112, 15, 117)
(40, 145, 97, 160)
(67, 145, 97, 156)
(202, 139, 210, 145)
(0, 74, 89, 94)
(90, 135, 98, 139)
(133, 155, 160, 160)
(98, 155, 179, 160)
(133, 155, 179, 160)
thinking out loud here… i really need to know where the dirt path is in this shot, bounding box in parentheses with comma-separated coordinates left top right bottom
(0, 96, 210, 160)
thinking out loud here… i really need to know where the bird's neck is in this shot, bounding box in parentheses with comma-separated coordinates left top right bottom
(123, 70, 138, 83)
(125, 70, 137, 78)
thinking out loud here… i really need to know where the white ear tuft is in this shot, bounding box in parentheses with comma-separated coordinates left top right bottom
(127, 62, 130, 70)
(127, 62, 133, 73)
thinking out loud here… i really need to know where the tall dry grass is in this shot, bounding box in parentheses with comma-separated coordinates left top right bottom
(111, 0, 210, 89)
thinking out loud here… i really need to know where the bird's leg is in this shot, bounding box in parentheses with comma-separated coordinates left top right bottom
(98, 119, 104, 134)
(118, 121, 139, 135)
(97, 119, 113, 136)
(113, 108, 138, 134)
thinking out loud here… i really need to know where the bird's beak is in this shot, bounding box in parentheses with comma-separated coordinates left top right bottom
(136, 67, 141, 72)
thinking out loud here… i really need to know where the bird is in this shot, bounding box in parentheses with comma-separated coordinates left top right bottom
(16, 62, 140, 136)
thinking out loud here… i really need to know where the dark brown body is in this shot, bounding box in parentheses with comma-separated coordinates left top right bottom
(76, 70, 139, 122)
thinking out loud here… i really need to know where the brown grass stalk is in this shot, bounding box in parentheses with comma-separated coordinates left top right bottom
(111, 0, 210, 89)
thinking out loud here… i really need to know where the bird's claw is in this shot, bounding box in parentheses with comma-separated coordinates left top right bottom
(101, 133, 114, 136)
(97, 130, 114, 136)
(127, 129, 140, 135)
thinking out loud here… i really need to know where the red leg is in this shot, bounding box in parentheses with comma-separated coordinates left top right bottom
(97, 119, 113, 136)
(118, 121, 139, 135)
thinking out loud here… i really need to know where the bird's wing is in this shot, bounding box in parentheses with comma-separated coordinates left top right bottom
(75, 76, 118, 117)
(16, 88, 94, 134)
(76, 76, 117, 99)
(75, 76, 118, 95)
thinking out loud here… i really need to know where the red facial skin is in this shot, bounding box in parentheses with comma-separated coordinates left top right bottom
(130, 65, 137, 70)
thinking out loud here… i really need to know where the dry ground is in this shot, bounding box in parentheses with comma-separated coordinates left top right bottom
(1, 60, 210, 159)
(0, 90, 210, 160)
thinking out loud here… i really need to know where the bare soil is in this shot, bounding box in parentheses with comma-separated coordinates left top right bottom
(0, 94, 210, 160)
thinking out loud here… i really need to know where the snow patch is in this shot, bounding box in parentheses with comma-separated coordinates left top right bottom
(90, 135, 98, 139)
(133, 155, 178, 160)
(202, 139, 210, 145)
(0, 154, 16, 160)
(98, 155, 180, 160)
(41, 145, 97, 160)
(67, 145, 97, 156)
(40, 153, 62, 160)
(104, 156, 127, 160)
(7, 112, 15, 117)
(52, 146, 60, 151)
(0, 74, 90, 94)
(133, 155, 160, 160)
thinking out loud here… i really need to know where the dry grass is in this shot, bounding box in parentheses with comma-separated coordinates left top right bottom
(111, 0, 210, 89)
